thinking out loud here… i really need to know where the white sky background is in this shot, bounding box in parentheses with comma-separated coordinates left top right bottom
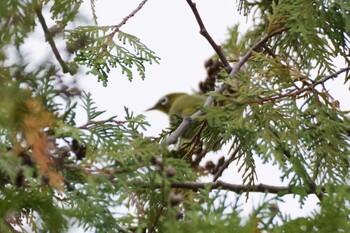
(20, 0, 350, 232)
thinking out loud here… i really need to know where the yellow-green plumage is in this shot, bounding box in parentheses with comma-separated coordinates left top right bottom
(148, 93, 221, 155)
(148, 92, 205, 143)
(148, 93, 205, 122)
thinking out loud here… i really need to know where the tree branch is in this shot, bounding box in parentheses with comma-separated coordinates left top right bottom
(171, 180, 339, 200)
(33, 1, 73, 74)
(172, 180, 296, 195)
(110, 0, 149, 38)
(185, 0, 230, 69)
(166, 20, 285, 144)
(253, 67, 350, 104)
(213, 146, 240, 181)
(78, 119, 127, 129)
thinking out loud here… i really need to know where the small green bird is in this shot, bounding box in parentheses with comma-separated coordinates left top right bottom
(148, 93, 221, 156)
(147, 93, 205, 122)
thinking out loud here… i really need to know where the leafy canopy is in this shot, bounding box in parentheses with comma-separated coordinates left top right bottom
(0, 0, 349, 232)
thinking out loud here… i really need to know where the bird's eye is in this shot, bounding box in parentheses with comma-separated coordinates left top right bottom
(160, 97, 168, 106)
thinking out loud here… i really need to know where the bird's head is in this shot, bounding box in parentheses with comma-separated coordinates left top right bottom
(147, 93, 187, 114)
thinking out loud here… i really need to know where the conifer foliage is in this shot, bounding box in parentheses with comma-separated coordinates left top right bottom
(0, 0, 349, 232)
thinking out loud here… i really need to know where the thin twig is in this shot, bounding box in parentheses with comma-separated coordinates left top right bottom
(184, 121, 207, 164)
(171, 180, 322, 196)
(78, 119, 127, 129)
(253, 67, 350, 104)
(33, 1, 72, 74)
(213, 146, 240, 181)
(128, 179, 330, 199)
(186, 0, 230, 69)
(262, 43, 277, 58)
(110, 0, 149, 38)
(233, 27, 286, 73)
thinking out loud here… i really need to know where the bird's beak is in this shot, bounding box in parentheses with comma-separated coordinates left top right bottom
(146, 106, 157, 112)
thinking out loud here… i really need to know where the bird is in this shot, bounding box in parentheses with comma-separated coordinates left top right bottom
(148, 93, 221, 162)
(147, 92, 205, 123)
(147, 92, 207, 163)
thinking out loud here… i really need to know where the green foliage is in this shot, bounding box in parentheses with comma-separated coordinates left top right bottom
(159, 191, 244, 233)
(66, 27, 160, 85)
(44, 0, 83, 28)
(0, 0, 159, 85)
(0, 189, 67, 233)
(0, 0, 349, 232)
(237, 0, 349, 75)
(0, 0, 36, 49)
(272, 187, 350, 232)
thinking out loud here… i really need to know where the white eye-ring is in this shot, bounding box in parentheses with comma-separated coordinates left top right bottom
(160, 97, 168, 105)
